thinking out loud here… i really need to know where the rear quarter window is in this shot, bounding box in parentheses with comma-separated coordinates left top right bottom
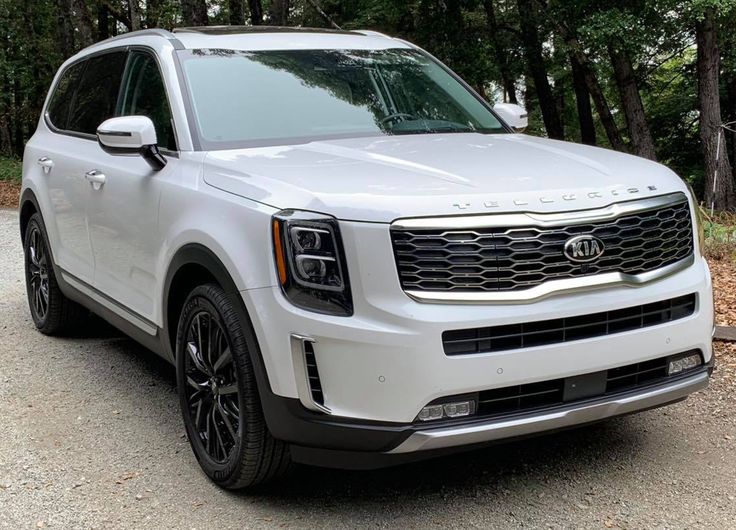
(46, 62, 85, 131)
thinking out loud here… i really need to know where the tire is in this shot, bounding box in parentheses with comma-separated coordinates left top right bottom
(175, 283, 291, 489)
(23, 213, 87, 334)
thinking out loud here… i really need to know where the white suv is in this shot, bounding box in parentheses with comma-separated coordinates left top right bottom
(21, 27, 714, 488)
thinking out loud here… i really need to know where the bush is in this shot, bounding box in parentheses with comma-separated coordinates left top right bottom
(0, 156, 22, 183)
(703, 210, 736, 261)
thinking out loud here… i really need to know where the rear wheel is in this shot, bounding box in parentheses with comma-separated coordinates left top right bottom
(23, 213, 86, 334)
(176, 284, 290, 489)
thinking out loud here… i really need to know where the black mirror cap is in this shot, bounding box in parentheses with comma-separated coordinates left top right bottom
(140, 144, 167, 171)
(97, 139, 167, 172)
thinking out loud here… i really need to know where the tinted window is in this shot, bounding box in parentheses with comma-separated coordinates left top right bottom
(119, 51, 176, 150)
(67, 52, 127, 135)
(179, 48, 505, 149)
(47, 62, 85, 130)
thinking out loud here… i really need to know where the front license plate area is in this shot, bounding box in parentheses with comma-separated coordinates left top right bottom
(563, 371, 607, 402)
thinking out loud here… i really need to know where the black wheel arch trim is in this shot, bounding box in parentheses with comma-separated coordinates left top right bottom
(19, 188, 41, 241)
(163, 244, 280, 406)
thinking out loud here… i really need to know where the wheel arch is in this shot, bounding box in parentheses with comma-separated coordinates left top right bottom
(19, 188, 40, 241)
(163, 243, 240, 357)
(163, 242, 278, 411)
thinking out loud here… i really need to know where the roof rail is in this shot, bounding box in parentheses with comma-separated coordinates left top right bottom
(97, 28, 185, 49)
(354, 29, 392, 39)
(172, 25, 357, 36)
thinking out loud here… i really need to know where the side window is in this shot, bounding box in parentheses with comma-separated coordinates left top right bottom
(46, 62, 85, 131)
(67, 51, 127, 135)
(119, 51, 177, 151)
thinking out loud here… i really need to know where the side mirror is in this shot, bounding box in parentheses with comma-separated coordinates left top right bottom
(97, 116, 167, 171)
(493, 103, 528, 133)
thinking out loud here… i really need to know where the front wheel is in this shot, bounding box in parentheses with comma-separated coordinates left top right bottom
(176, 284, 290, 489)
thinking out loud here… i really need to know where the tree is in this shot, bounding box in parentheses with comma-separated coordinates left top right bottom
(182, 0, 208, 26)
(248, 0, 263, 24)
(609, 44, 657, 159)
(696, 5, 735, 209)
(229, 0, 246, 25)
(570, 54, 596, 145)
(269, 0, 289, 25)
(516, 0, 564, 139)
(483, 0, 518, 104)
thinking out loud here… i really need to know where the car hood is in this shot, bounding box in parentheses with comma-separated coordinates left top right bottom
(203, 133, 687, 223)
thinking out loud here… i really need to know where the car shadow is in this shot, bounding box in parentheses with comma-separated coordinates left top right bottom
(244, 417, 647, 506)
(42, 311, 665, 507)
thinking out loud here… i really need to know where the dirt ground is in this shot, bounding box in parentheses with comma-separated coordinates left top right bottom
(0, 181, 20, 208)
(0, 207, 734, 529)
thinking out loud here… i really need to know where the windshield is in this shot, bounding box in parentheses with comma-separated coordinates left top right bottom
(178, 48, 507, 149)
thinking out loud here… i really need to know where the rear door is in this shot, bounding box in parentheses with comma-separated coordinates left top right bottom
(37, 51, 127, 284)
(86, 49, 180, 322)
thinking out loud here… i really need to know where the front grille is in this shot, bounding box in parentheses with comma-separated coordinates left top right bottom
(475, 351, 700, 418)
(443, 294, 696, 356)
(391, 195, 693, 293)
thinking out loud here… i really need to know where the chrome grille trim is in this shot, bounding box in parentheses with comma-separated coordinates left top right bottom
(392, 193, 688, 230)
(390, 193, 695, 303)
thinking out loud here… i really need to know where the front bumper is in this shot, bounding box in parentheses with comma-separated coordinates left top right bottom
(388, 367, 710, 454)
(241, 218, 714, 461)
(263, 363, 712, 469)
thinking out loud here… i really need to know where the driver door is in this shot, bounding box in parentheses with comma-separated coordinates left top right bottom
(87, 49, 179, 323)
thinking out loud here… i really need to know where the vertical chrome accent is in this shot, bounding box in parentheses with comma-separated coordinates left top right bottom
(290, 334, 331, 414)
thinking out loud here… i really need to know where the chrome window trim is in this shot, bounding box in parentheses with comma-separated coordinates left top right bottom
(391, 192, 694, 304)
(391, 192, 688, 230)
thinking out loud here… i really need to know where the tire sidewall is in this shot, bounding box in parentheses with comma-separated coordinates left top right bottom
(175, 286, 248, 486)
(23, 215, 50, 329)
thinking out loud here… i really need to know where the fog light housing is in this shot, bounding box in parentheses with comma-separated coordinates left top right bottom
(667, 351, 702, 376)
(417, 400, 475, 422)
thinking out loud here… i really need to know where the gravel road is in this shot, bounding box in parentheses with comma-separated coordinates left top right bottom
(1, 207, 735, 529)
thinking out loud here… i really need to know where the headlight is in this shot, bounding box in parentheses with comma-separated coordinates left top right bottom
(272, 210, 353, 316)
(685, 182, 705, 255)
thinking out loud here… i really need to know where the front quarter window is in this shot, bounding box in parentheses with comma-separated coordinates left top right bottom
(179, 48, 506, 149)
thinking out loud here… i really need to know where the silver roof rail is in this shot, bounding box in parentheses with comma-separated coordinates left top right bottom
(96, 28, 184, 49)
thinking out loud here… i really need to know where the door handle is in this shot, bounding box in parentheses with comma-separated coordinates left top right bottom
(37, 157, 54, 174)
(85, 169, 106, 190)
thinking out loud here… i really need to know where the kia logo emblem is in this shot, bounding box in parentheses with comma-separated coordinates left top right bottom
(564, 235, 605, 263)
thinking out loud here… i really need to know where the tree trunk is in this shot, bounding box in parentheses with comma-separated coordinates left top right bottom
(146, 0, 162, 28)
(483, 0, 517, 104)
(697, 7, 735, 210)
(609, 45, 657, 160)
(516, 0, 563, 139)
(557, 26, 627, 152)
(73, 0, 94, 48)
(97, 2, 109, 41)
(182, 0, 208, 26)
(229, 0, 245, 25)
(248, 0, 263, 25)
(56, 0, 75, 57)
(726, 73, 736, 176)
(570, 54, 596, 145)
(128, 0, 141, 31)
(269, 0, 290, 25)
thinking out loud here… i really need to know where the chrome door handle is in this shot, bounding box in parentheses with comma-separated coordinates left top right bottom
(85, 169, 106, 190)
(37, 157, 54, 174)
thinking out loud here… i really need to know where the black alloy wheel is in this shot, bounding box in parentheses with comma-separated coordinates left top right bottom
(183, 309, 240, 463)
(23, 213, 86, 334)
(176, 284, 290, 488)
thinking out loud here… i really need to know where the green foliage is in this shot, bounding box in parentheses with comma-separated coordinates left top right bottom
(2, 0, 736, 203)
(0, 156, 22, 183)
